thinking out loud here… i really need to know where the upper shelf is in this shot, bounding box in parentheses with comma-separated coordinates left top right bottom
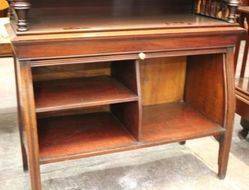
(34, 76, 139, 114)
(12, 10, 235, 36)
(9, 0, 239, 35)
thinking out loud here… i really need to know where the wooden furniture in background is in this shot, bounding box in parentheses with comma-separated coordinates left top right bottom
(6, 0, 245, 189)
(0, 41, 11, 56)
(0, 0, 8, 16)
(235, 5, 249, 138)
(194, 0, 239, 23)
(0, 18, 11, 57)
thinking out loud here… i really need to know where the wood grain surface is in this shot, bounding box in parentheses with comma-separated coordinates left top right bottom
(140, 57, 186, 106)
(34, 76, 138, 113)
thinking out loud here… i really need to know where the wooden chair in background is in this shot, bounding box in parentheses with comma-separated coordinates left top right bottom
(235, 3, 249, 138)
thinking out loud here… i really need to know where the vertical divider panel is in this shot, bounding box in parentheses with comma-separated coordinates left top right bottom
(184, 54, 225, 126)
(111, 60, 142, 141)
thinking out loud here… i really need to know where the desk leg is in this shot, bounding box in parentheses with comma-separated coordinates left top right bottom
(16, 60, 41, 190)
(14, 57, 28, 171)
(218, 48, 235, 179)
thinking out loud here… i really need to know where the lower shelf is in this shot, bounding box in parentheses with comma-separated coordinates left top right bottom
(141, 103, 225, 143)
(38, 112, 136, 163)
(38, 103, 225, 164)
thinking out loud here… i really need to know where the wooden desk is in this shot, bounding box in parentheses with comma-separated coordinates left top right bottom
(6, 0, 244, 189)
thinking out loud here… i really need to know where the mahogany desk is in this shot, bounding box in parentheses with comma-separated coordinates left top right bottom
(6, 0, 245, 189)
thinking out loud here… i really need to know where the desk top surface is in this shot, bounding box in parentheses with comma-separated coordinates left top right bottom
(13, 13, 234, 36)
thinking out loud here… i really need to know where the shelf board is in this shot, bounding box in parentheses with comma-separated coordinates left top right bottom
(34, 76, 138, 113)
(38, 112, 136, 163)
(141, 103, 225, 143)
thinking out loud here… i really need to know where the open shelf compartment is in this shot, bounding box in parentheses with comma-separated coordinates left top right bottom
(35, 54, 226, 164)
(33, 60, 140, 114)
(34, 76, 138, 113)
(38, 102, 225, 164)
(141, 102, 225, 143)
(38, 111, 137, 163)
(34, 60, 141, 163)
(139, 55, 226, 143)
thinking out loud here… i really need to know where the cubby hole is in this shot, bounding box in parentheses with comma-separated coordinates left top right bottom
(32, 60, 141, 163)
(33, 61, 139, 113)
(37, 104, 139, 163)
(139, 55, 226, 144)
(33, 54, 226, 163)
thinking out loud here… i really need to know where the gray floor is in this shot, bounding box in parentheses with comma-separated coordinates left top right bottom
(0, 108, 248, 190)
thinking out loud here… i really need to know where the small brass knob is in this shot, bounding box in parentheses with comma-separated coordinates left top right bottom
(138, 52, 146, 60)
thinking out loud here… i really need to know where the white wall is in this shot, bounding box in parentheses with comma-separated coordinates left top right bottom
(0, 57, 17, 110)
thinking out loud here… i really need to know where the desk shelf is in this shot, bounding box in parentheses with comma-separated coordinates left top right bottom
(9, 1, 240, 189)
(33, 54, 227, 165)
(141, 103, 225, 143)
(34, 76, 138, 114)
(38, 112, 137, 163)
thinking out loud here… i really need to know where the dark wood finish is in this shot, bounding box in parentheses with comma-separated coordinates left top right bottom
(14, 59, 41, 190)
(7, 1, 244, 189)
(6, 22, 243, 61)
(140, 57, 186, 105)
(194, 0, 239, 23)
(111, 102, 141, 140)
(185, 54, 225, 125)
(39, 102, 225, 164)
(227, 0, 240, 23)
(0, 42, 12, 57)
(38, 112, 136, 163)
(10, 0, 191, 33)
(14, 13, 233, 36)
(12, 1, 30, 32)
(32, 62, 111, 81)
(13, 57, 28, 171)
(10, 0, 239, 32)
(34, 76, 138, 114)
(111, 60, 142, 140)
(218, 48, 235, 179)
(141, 103, 225, 143)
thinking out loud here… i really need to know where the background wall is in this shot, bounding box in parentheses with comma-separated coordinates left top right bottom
(0, 57, 16, 110)
(0, 17, 16, 111)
